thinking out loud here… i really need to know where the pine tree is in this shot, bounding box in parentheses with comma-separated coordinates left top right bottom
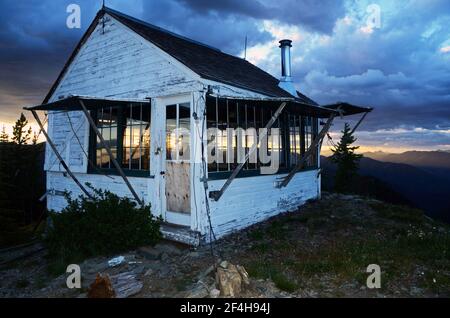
(0, 125, 9, 143)
(11, 113, 32, 145)
(331, 123, 363, 193)
(32, 132, 38, 145)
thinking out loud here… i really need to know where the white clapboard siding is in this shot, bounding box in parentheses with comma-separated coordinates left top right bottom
(45, 13, 201, 173)
(44, 13, 201, 211)
(204, 170, 319, 239)
(46, 171, 153, 212)
(43, 11, 321, 245)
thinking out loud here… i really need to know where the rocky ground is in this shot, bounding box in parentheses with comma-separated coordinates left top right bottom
(1, 193, 449, 298)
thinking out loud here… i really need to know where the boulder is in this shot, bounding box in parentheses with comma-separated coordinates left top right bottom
(110, 271, 143, 298)
(236, 265, 250, 286)
(87, 274, 116, 298)
(216, 263, 243, 297)
(209, 288, 221, 298)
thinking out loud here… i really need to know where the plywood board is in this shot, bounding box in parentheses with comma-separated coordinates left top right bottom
(166, 161, 190, 213)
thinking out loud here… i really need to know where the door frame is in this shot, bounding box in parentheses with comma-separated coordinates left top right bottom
(158, 94, 193, 227)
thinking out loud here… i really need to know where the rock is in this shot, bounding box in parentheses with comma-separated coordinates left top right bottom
(216, 264, 242, 297)
(110, 271, 143, 298)
(161, 253, 169, 262)
(197, 265, 215, 280)
(209, 288, 220, 298)
(138, 246, 162, 260)
(219, 261, 229, 269)
(215, 262, 251, 297)
(188, 251, 200, 258)
(130, 264, 146, 275)
(186, 282, 209, 298)
(155, 243, 183, 256)
(144, 269, 153, 277)
(236, 265, 250, 286)
(88, 274, 116, 298)
(108, 256, 125, 267)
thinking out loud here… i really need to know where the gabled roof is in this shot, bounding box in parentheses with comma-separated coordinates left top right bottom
(44, 7, 315, 103)
(103, 7, 295, 98)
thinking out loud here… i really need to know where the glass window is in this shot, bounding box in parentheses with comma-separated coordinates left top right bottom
(206, 98, 287, 175)
(206, 97, 319, 177)
(166, 103, 190, 162)
(93, 103, 151, 173)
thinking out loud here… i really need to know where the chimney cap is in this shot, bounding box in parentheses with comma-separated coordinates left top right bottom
(279, 39, 292, 47)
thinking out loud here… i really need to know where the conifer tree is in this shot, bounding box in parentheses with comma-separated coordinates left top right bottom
(0, 125, 9, 143)
(331, 123, 363, 193)
(11, 113, 32, 145)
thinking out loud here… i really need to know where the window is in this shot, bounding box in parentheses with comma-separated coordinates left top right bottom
(206, 97, 319, 178)
(166, 103, 190, 161)
(287, 114, 318, 169)
(91, 103, 151, 175)
(206, 99, 287, 175)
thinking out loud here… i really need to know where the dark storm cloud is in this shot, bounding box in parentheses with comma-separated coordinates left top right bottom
(0, 0, 100, 121)
(175, 0, 345, 33)
(294, 0, 450, 134)
(0, 0, 448, 151)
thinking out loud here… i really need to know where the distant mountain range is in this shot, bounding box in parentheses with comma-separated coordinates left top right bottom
(321, 150, 450, 223)
(363, 151, 450, 181)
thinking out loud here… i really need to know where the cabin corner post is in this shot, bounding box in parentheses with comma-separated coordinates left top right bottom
(78, 100, 144, 206)
(191, 90, 208, 233)
(28, 109, 93, 200)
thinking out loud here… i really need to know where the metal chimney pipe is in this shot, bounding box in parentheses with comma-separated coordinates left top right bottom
(279, 39, 292, 80)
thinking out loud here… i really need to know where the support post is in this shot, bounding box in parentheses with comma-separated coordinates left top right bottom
(30, 110, 93, 199)
(350, 111, 369, 135)
(209, 102, 287, 201)
(277, 113, 336, 188)
(79, 100, 144, 206)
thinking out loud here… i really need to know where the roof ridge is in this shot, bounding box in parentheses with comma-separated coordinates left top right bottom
(102, 6, 281, 80)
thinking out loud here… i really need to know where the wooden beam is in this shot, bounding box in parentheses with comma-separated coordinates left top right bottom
(30, 110, 93, 199)
(350, 111, 369, 135)
(277, 113, 336, 188)
(209, 102, 287, 201)
(79, 100, 144, 206)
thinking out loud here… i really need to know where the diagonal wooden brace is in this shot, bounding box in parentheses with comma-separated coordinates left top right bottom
(277, 113, 336, 188)
(209, 102, 287, 201)
(79, 100, 144, 206)
(30, 110, 93, 199)
(350, 111, 369, 135)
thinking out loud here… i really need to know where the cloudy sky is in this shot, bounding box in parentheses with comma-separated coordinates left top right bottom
(0, 0, 449, 152)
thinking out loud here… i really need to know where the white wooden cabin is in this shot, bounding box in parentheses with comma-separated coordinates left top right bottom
(25, 7, 370, 245)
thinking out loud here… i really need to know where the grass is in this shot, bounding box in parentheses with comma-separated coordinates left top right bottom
(240, 197, 450, 296)
(246, 261, 299, 292)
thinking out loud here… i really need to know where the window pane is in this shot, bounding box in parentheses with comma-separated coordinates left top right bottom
(94, 104, 151, 172)
(217, 100, 228, 171)
(131, 148, 140, 170)
(141, 148, 150, 170)
(178, 103, 190, 161)
(101, 148, 109, 168)
(166, 104, 177, 160)
(246, 105, 256, 170)
(122, 147, 130, 169)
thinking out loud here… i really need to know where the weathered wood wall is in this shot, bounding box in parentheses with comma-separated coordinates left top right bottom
(45, 14, 201, 212)
(203, 170, 320, 240)
(44, 13, 321, 243)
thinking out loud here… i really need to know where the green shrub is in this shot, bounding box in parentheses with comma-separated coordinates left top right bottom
(45, 187, 161, 265)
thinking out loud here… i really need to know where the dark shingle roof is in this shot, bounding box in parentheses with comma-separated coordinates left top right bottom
(44, 7, 318, 103)
(104, 7, 296, 98)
